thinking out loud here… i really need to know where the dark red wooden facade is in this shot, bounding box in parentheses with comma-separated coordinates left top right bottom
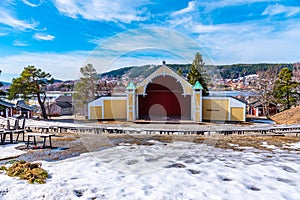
(138, 76, 191, 120)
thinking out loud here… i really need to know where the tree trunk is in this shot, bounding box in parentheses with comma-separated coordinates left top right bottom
(40, 102, 48, 119)
(286, 91, 290, 109)
(37, 92, 48, 119)
(264, 104, 268, 117)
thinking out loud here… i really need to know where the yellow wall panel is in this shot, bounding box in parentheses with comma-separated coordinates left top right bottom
(136, 86, 144, 94)
(128, 94, 133, 106)
(104, 100, 127, 119)
(129, 112, 133, 121)
(90, 106, 102, 119)
(231, 107, 244, 121)
(202, 99, 229, 121)
(195, 112, 200, 121)
(196, 93, 200, 106)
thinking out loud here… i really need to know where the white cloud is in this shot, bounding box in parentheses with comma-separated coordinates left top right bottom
(52, 0, 150, 23)
(168, 16, 193, 28)
(165, 0, 300, 65)
(0, 8, 38, 30)
(192, 23, 224, 33)
(88, 37, 106, 45)
(0, 28, 209, 82)
(191, 20, 300, 64)
(0, 49, 187, 83)
(262, 4, 300, 17)
(0, 32, 8, 36)
(85, 53, 189, 75)
(22, 0, 44, 7)
(202, 0, 279, 11)
(95, 28, 207, 61)
(83, 27, 216, 74)
(171, 1, 195, 16)
(182, 20, 255, 35)
(33, 33, 55, 41)
(13, 40, 30, 46)
(0, 51, 89, 82)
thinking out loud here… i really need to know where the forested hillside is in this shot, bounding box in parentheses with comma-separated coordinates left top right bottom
(217, 63, 293, 79)
(98, 63, 294, 79)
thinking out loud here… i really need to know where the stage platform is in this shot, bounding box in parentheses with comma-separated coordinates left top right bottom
(133, 120, 203, 125)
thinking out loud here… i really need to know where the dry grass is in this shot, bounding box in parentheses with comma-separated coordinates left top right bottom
(47, 132, 80, 142)
(206, 135, 300, 151)
(17, 131, 299, 164)
(0, 160, 49, 184)
(271, 106, 300, 124)
(105, 134, 300, 152)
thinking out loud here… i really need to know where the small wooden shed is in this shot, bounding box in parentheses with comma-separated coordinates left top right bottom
(0, 99, 15, 118)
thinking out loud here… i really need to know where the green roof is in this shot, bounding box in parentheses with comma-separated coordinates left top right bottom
(192, 81, 203, 90)
(126, 81, 137, 90)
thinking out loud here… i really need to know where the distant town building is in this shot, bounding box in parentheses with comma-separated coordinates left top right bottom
(56, 95, 72, 104)
(47, 95, 73, 116)
(0, 99, 15, 117)
(293, 62, 300, 82)
(248, 101, 278, 117)
(48, 102, 73, 116)
(16, 100, 34, 118)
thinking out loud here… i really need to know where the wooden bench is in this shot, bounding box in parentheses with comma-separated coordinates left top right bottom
(273, 130, 300, 136)
(0, 131, 3, 144)
(0, 130, 14, 144)
(27, 133, 55, 148)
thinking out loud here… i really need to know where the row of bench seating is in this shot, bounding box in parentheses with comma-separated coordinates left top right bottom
(0, 117, 54, 148)
(0, 117, 26, 144)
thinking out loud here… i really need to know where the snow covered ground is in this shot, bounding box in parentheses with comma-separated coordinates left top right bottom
(0, 144, 26, 160)
(1, 141, 300, 200)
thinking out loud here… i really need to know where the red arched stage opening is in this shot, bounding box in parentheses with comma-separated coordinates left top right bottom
(138, 76, 191, 121)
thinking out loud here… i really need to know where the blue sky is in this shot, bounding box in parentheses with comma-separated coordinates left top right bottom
(0, 0, 300, 82)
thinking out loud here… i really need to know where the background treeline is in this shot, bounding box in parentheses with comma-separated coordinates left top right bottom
(98, 63, 294, 79)
(216, 63, 293, 79)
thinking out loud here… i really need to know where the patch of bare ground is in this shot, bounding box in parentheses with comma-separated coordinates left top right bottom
(138, 134, 300, 152)
(104, 134, 300, 152)
(11, 132, 300, 163)
(193, 135, 300, 151)
(271, 106, 300, 124)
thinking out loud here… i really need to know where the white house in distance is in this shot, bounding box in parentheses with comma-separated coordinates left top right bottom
(48, 95, 73, 116)
(88, 64, 246, 122)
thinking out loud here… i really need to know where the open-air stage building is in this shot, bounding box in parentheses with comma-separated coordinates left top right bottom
(88, 65, 246, 122)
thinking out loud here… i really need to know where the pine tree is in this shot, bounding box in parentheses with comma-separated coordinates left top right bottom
(73, 64, 99, 116)
(177, 68, 183, 76)
(273, 68, 300, 110)
(187, 52, 209, 95)
(8, 66, 53, 119)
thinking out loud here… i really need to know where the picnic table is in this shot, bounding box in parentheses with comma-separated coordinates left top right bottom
(27, 133, 55, 148)
(0, 129, 23, 144)
(0, 117, 26, 144)
(0, 130, 13, 144)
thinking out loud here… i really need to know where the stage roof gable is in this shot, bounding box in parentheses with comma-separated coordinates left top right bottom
(136, 65, 193, 95)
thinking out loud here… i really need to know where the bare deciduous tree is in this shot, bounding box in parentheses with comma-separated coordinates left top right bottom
(73, 64, 98, 116)
(252, 66, 279, 116)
